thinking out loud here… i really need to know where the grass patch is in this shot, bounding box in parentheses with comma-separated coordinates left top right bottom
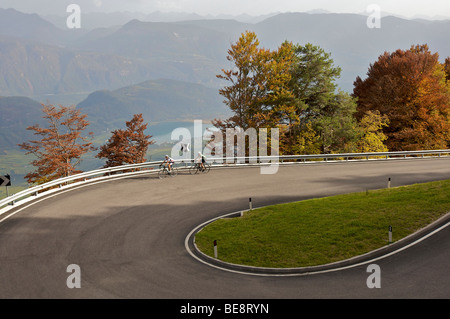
(195, 180, 450, 268)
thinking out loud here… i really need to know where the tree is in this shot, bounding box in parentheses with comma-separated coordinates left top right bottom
(19, 104, 94, 185)
(213, 31, 295, 157)
(280, 122, 321, 155)
(356, 110, 390, 153)
(314, 91, 360, 154)
(216, 31, 295, 130)
(215, 33, 364, 156)
(354, 44, 450, 151)
(289, 43, 342, 124)
(284, 43, 359, 154)
(445, 57, 450, 82)
(96, 114, 155, 167)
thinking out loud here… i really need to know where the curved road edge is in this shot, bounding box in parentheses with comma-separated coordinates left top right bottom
(185, 209, 450, 277)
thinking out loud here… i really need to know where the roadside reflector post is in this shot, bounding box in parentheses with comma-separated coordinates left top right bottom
(388, 178, 391, 189)
(249, 197, 252, 211)
(213, 240, 218, 259)
(389, 225, 393, 243)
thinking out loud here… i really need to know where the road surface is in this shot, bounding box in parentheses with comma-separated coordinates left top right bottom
(0, 158, 449, 299)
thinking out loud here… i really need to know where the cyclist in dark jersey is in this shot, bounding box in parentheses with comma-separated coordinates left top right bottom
(195, 152, 206, 171)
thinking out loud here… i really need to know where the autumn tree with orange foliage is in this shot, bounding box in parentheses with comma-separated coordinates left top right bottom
(96, 114, 155, 167)
(19, 104, 95, 185)
(354, 44, 450, 151)
(215, 31, 295, 131)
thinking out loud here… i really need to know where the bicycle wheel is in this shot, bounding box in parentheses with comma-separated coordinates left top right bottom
(158, 168, 167, 179)
(203, 163, 211, 173)
(170, 167, 178, 177)
(189, 164, 199, 175)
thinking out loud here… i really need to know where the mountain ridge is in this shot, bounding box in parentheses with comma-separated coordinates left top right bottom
(0, 78, 230, 149)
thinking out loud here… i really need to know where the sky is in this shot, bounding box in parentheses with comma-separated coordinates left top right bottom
(1, 0, 449, 19)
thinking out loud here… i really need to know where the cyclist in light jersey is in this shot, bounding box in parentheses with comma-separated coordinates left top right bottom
(162, 155, 175, 173)
(195, 152, 206, 171)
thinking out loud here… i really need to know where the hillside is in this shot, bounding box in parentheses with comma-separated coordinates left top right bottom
(0, 96, 45, 150)
(0, 8, 68, 45)
(0, 78, 230, 149)
(252, 13, 450, 89)
(77, 79, 230, 134)
(0, 36, 156, 96)
(1, 10, 450, 98)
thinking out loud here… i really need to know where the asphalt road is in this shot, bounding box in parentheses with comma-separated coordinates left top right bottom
(0, 158, 449, 299)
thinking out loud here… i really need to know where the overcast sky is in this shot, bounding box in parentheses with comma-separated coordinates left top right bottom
(1, 0, 449, 18)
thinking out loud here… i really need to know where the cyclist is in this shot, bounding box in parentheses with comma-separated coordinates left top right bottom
(162, 155, 175, 173)
(195, 152, 206, 171)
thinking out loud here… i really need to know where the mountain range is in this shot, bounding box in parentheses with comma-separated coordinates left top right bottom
(1, 8, 449, 150)
(1, 8, 450, 98)
(0, 79, 229, 150)
(77, 78, 229, 134)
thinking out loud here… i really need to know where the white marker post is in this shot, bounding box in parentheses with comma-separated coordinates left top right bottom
(389, 225, 393, 243)
(388, 178, 391, 189)
(213, 240, 218, 259)
(249, 198, 252, 211)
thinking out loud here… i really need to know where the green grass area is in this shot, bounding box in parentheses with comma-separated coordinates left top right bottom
(195, 180, 450, 268)
(0, 186, 27, 201)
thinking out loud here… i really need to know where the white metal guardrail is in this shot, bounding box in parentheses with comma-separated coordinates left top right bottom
(1, 149, 449, 211)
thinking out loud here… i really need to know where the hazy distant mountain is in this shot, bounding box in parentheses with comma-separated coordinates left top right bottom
(0, 8, 81, 46)
(2, 9, 450, 153)
(71, 12, 450, 92)
(0, 36, 160, 96)
(1, 9, 450, 109)
(252, 12, 450, 89)
(77, 79, 230, 134)
(0, 79, 230, 149)
(78, 19, 230, 61)
(43, 10, 277, 30)
(0, 96, 45, 149)
(0, 8, 59, 40)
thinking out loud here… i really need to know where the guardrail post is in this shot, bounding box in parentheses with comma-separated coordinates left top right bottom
(389, 225, 393, 243)
(214, 240, 218, 259)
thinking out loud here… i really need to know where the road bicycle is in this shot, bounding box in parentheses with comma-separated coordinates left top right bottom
(189, 162, 211, 175)
(158, 164, 178, 179)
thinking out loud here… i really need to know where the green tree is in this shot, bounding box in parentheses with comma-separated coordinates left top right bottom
(314, 91, 359, 154)
(285, 43, 359, 154)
